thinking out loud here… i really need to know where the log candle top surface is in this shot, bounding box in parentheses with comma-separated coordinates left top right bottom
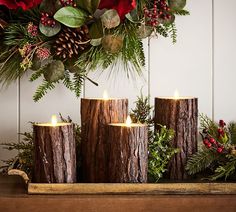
(34, 123, 71, 127)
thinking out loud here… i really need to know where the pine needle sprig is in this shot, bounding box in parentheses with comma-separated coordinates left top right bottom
(33, 80, 57, 102)
(73, 73, 84, 98)
(169, 23, 177, 44)
(209, 155, 236, 181)
(156, 25, 169, 37)
(186, 147, 222, 175)
(228, 122, 236, 145)
(172, 10, 190, 16)
(62, 70, 74, 91)
(29, 67, 45, 82)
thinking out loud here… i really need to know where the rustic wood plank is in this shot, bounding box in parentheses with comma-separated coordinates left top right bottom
(28, 183, 236, 195)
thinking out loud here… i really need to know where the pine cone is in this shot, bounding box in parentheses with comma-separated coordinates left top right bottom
(54, 25, 90, 59)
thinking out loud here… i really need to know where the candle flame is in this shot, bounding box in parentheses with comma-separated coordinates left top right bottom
(103, 90, 109, 100)
(174, 90, 179, 100)
(51, 115, 57, 126)
(126, 115, 132, 127)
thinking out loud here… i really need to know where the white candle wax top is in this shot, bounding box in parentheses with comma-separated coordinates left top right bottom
(34, 115, 71, 127)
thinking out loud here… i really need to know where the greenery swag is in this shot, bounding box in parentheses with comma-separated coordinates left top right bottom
(0, 0, 189, 101)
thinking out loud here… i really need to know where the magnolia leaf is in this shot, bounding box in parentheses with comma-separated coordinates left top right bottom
(90, 38, 102, 46)
(101, 9, 120, 29)
(137, 24, 153, 39)
(125, 9, 140, 23)
(77, 0, 101, 14)
(89, 19, 103, 39)
(39, 22, 61, 37)
(168, 0, 186, 10)
(54, 6, 88, 28)
(43, 60, 65, 82)
(102, 35, 123, 53)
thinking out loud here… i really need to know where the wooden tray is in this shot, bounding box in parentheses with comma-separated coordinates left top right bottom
(8, 169, 236, 195)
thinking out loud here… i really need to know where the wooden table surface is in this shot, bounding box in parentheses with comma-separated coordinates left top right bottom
(1, 175, 236, 212)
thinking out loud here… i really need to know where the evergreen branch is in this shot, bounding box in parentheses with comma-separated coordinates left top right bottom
(63, 70, 74, 91)
(170, 23, 177, 44)
(228, 122, 236, 145)
(156, 25, 169, 37)
(172, 10, 190, 16)
(148, 126, 178, 182)
(186, 147, 221, 175)
(200, 114, 219, 139)
(210, 155, 236, 181)
(29, 67, 44, 82)
(33, 80, 57, 102)
(73, 73, 84, 98)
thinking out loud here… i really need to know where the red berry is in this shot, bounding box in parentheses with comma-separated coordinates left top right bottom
(209, 138, 216, 144)
(203, 139, 209, 145)
(219, 120, 226, 127)
(207, 143, 212, 148)
(218, 128, 224, 135)
(217, 147, 223, 153)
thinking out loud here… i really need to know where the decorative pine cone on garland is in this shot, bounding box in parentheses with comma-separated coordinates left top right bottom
(54, 25, 90, 59)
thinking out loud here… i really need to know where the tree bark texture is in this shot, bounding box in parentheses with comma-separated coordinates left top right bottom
(81, 98, 128, 183)
(33, 123, 76, 183)
(107, 124, 148, 183)
(154, 97, 198, 180)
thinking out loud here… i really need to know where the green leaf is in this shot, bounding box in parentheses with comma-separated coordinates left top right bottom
(125, 9, 140, 23)
(77, 0, 101, 14)
(89, 19, 103, 39)
(101, 9, 120, 29)
(54, 6, 88, 28)
(39, 22, 61, 37)
(90, 38, 102, 46)
(168, 0, 186, 10)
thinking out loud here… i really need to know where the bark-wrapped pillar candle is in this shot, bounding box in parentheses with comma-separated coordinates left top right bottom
(33, 116, 76, 183)
(81, 96, 128, 182)
(107, 116, 148, 183)
(154, 94, 198, 180)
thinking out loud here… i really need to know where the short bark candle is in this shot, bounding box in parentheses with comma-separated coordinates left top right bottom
(154, 91, 198, 180)
(81, 92, 128, 182)
(33, 115, 76, 183)
(107, 116, 148, 183)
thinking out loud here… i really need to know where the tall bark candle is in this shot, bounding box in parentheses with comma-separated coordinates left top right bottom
(81, 95, 128, 183)
(154, 93, 198, 180)
(107, 116, 148, 183)
(33, 115, 76, 183)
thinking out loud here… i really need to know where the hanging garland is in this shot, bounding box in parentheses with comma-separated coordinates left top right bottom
(0, 0, 189, 101)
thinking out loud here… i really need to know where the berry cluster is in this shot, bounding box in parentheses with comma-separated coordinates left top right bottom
(203, 137, 224, 153)
(36, 47, 51, 60)
(27, 22, 38, 37)
(144, 0, 172, 27)
(202, 119, 228, 154)
(40, 12, 56, 27)
(59, 0, 76, 7)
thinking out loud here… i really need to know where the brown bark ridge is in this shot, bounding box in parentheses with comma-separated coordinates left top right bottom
(107, 124, 148, 183)
(81, 98, 128, 183)
(33, 123, 76, 183)
(154, 97, 198, 180)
